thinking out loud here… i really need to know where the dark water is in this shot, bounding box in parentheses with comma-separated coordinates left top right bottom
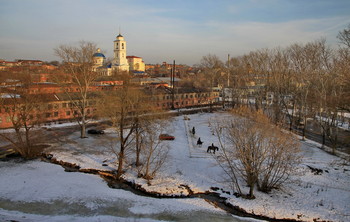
(0, 197, 261, 222)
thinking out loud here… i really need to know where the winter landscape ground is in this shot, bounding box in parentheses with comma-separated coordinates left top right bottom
(0, 111, 349, 222)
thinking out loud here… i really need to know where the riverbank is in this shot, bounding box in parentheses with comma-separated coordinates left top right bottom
(1, 112, 349, 222)
(41, 152, 281, 221)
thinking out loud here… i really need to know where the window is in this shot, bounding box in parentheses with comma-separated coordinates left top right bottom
(122, 43, 124, 49)
(116, 43, 119, 49)
(66, 111, 71, 116)
(46, 113, 51, 118)
(54, 112, 58, 117)
(0, 117, 2, 124)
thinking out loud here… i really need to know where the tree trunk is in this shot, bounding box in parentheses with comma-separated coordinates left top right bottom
(80, 109, 87, 138)
(116, 113, 125, 179)
(135, 124, 141, 167)
(302, 117, 307, 141)
(248, 184, 255, 199)
(116, 148, 124, 178)
(289, 102, 295, 131)
(81, 124, 86, 138)
(322, 128, 326, 148)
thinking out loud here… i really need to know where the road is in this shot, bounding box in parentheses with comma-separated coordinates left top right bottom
(290, 121, 350, 155)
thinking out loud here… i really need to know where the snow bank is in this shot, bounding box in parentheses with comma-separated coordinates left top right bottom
(1, 112, 350, 222)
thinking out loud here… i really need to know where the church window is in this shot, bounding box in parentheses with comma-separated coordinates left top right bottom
(116, 43, 119, 49)
(122, 43, 124, 49)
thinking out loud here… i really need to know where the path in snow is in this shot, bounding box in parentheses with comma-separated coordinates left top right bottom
(183, 116, 211, 158)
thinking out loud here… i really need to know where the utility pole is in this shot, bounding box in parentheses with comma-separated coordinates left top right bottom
(227, 54, 230, 87)
(171, 60, 176, 110)
(222, 54, 230, 109)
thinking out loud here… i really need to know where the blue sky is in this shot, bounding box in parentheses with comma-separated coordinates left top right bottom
(0, 0, 349, 65)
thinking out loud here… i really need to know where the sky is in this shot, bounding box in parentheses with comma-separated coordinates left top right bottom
(0, 0, 349, 66)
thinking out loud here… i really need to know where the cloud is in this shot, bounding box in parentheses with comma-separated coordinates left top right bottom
(1, 0, 349, 65)
(200, 16, 349, 54)
(100, 16, 350, 65)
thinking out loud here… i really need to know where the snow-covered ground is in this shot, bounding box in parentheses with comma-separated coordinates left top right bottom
(1, 111, 350, 222)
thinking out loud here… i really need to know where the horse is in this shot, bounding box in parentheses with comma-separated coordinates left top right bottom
(207, 144, 219, 154)
(197, 138, 203, 147)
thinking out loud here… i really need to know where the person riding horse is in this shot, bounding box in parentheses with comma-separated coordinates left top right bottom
(207, 143, 219, 154)
(197, 137, 203, 146)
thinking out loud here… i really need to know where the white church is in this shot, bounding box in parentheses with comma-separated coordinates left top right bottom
(93, 33, 145, 76)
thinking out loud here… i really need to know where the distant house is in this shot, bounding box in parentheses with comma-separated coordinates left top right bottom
(127, 56, 145, 72)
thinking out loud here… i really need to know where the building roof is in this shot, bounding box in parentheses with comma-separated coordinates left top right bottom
(126, 56, 142, 59)
(93, 52, 105, 58)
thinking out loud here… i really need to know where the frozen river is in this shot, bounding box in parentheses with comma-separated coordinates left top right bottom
(0, 160, 261, 222)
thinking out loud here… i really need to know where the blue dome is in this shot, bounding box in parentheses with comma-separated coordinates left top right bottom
(93, 53, 105, 58)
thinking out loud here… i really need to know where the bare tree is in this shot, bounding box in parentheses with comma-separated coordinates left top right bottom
(337, 23, 350, 48)
(132, 88, 162, 167)
(335, 25, 350, 113)
(307, 39, 343, 153)
(97, 85, 144, 178)
(54, 41, 99, 138)
(334, 47, 350, 113)
(137, 119, 169, 182)
(288, 43, 315, 137)
(197, 54, 224, 110)
(212, 107, 301, 199)
(0, 73, 45, 158)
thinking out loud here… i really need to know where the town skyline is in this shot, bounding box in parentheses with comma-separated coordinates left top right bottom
(1, 0, 350, 65)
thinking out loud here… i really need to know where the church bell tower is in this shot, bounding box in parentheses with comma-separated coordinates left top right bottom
(112, 33, 129, 72)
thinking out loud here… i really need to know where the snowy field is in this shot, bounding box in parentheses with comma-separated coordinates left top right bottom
(1, 111, 350, 222)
